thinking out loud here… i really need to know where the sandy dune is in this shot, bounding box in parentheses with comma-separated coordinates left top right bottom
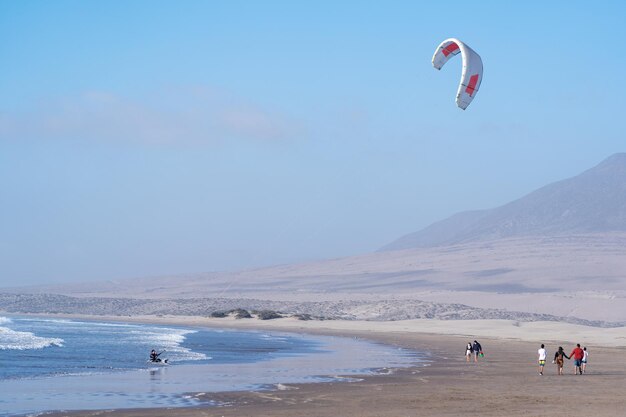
(15, 233, 626, 323)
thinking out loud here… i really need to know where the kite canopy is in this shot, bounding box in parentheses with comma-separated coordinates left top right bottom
(432, 38, 483, 110)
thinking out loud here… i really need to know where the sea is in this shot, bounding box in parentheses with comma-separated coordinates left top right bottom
(0, 315, 423, 416)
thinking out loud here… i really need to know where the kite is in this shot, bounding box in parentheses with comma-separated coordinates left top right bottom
(432, 38, 483, 110)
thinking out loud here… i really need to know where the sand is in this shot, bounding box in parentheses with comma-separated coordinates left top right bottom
(45, 316, 626, 417)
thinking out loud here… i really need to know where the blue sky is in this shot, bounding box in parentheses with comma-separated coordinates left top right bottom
(1, 1, 625, 285)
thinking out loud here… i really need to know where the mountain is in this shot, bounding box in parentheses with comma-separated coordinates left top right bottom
(381, 153, 626, 251)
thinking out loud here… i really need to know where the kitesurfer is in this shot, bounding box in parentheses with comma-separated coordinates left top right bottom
(150, 349, 161, 362)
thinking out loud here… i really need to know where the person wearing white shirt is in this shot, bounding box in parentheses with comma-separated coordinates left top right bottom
(537, 344, 547, 375)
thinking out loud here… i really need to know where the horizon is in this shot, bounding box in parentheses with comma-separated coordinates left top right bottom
(2, 1, 626, 286)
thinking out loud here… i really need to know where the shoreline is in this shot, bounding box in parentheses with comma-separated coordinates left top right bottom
(15, 314, 625, 416)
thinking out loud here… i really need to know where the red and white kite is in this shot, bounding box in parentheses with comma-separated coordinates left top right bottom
(432, 38, 483, 110)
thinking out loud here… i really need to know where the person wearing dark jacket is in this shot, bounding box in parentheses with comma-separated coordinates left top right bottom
(472, 340, 483, 362)
(150, 349, 161, 362)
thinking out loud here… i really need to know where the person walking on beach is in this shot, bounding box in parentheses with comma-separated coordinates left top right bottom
(570, 344, 585, 375)
(537, 344, 547, 375)
(472, 340, 483, 362)
(553, 346, 569, 375)
(465, 342, 473, 362)
(582, 347, 589, 374)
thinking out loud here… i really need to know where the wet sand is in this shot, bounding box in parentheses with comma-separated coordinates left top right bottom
(46, 318, 626, 417)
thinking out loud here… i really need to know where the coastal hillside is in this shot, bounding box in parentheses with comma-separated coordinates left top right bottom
(381, 153, 626, 251)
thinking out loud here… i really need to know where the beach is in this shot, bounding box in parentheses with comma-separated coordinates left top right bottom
(43, 316, 626, 417)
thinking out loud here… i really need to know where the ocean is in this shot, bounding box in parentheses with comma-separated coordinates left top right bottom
(0, 315, 422, 416)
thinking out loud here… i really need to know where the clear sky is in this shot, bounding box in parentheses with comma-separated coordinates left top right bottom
(1, 1, 625, 286)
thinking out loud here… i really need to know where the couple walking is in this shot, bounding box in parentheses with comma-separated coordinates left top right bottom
(465, 340, 483, 362)
(537, 343, 588, 375)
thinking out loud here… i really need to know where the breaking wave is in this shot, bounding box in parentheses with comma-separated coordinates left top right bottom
(0, 318, 64, 350)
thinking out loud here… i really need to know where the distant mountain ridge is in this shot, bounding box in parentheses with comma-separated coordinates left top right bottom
(381, 153, 626, 251)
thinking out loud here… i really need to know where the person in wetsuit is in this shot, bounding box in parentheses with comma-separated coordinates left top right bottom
(150, 349, 161, 362)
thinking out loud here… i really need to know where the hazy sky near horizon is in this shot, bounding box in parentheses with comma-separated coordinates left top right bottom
(2, 1, 625, 286)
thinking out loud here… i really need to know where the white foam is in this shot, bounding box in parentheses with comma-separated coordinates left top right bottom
(261, 334, 288, 341)
(34, 318, 136, 328)
(0, 316, 12, 325)
(276, 383, 298, 390)
(22, 318, 207, 362)
(0, 326, 64, 350)
(126, 327, 208, 362)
